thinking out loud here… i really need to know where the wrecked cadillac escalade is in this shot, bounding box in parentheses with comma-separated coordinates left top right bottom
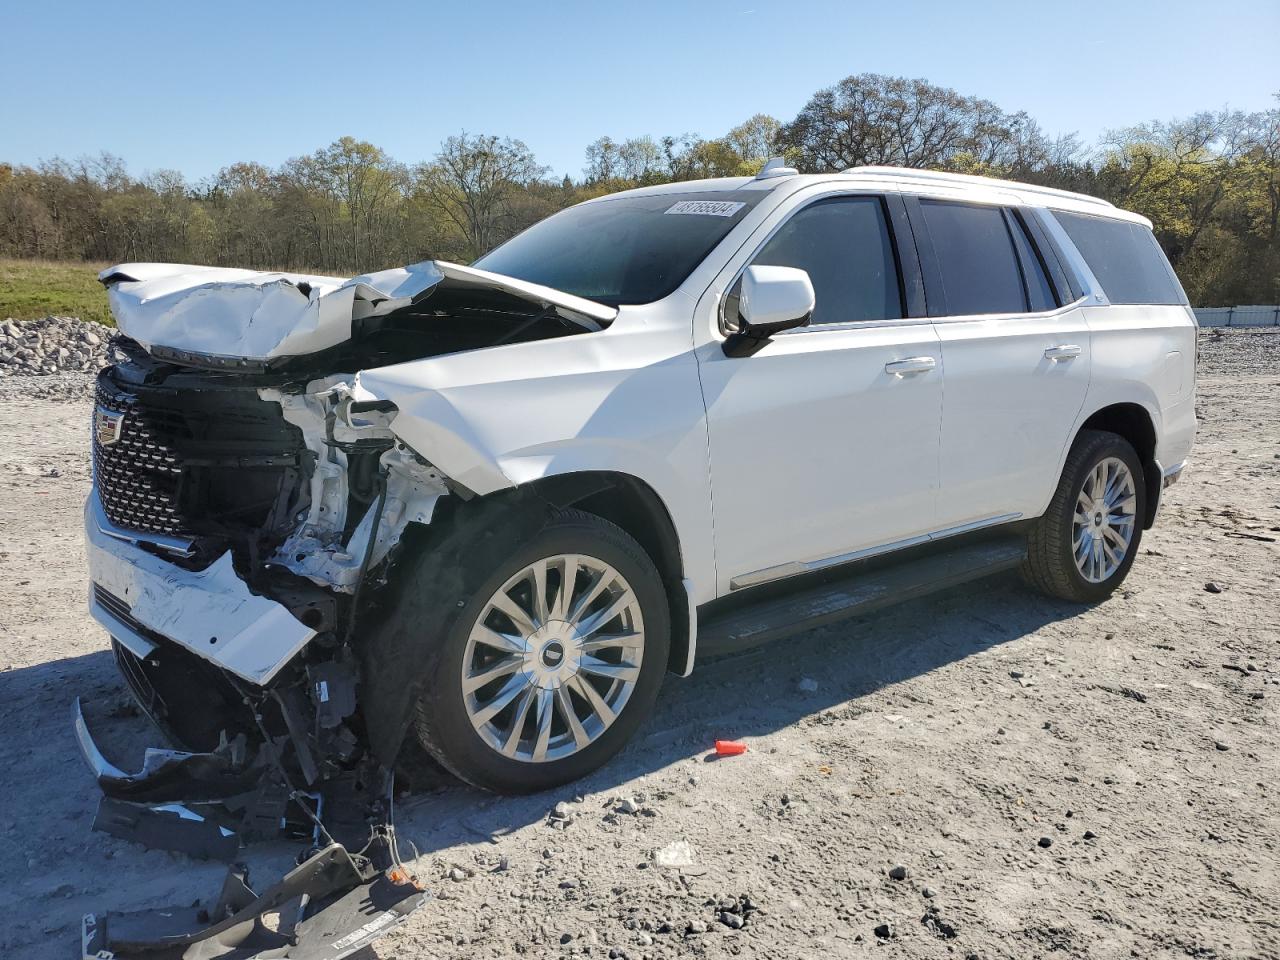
(78, 162, 1196, 956)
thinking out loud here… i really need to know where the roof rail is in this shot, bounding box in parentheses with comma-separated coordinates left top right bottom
(841, 165, 1115, 209)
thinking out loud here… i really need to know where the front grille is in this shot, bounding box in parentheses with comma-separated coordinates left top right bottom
(90, 366, 309, 548)
(93, 377, 189, 537)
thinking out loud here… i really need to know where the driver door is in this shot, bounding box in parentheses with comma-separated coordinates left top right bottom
(697, 194, 943, 594)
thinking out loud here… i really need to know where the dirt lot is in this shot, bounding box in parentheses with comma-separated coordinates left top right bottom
(0, 330, 1276, 960)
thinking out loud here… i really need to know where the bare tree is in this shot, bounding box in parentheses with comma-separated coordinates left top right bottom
(416, 133, 547, 258)
(723, 114, 783, 164)
(583, 136, 664, 184)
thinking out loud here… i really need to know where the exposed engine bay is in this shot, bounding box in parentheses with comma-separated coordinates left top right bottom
(77, 268, 609, 958)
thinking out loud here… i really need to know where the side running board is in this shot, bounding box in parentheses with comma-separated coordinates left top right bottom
(698, 536, 1027, 656)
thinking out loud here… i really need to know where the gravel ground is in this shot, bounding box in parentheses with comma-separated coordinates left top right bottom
(0, 329, 1276, 960)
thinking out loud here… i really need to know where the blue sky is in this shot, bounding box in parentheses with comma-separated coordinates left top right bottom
(3, 0, 1277, 182)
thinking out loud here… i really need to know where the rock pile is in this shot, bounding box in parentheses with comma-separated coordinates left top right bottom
(1, 316, 119, 376)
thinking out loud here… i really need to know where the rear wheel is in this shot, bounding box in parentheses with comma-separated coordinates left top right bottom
(1023, 429, 1146, 602)
(411, 510, 669, 793)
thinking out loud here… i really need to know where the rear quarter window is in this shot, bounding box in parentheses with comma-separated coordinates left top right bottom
(1052, 211, 1188, 306)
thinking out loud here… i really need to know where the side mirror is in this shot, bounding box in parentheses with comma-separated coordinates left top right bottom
(735, 265, 815, 339)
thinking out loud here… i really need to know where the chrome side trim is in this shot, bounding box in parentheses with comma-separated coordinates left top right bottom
(89, 491, 196, 558)
(730, 535, 930, 590)
(930, 513, 1024, 540)
(728, 513, 1023, 591)
(88, 588, 158, 660)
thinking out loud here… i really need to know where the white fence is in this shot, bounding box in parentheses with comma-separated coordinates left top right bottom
(1193, 306, 1280, 327)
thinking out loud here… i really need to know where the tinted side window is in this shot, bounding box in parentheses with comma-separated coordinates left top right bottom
(1052, 211, 1188, 305)
(751, 197, 902, 325)
(1008, 210, 1058, 312)
(920, 200, 1027, 315)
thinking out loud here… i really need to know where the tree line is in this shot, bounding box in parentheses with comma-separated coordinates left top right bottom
(1, 73, 1276, 306)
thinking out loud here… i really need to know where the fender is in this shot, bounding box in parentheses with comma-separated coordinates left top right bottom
(358, 322, 719, 606)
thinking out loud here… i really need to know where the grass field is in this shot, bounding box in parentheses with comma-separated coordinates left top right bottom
(0, 258, 112, 325)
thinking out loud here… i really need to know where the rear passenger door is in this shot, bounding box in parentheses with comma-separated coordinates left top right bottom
(907, 198, 1091, 529)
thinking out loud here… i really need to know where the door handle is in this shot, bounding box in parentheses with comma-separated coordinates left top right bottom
(1044, 344, 1082, 361)
(885, 356, 937, 375)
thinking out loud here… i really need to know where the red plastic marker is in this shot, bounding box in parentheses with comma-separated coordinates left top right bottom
(714, 740, 747, 756)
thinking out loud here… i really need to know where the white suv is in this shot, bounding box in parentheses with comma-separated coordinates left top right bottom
(84, 163, 1195, 798)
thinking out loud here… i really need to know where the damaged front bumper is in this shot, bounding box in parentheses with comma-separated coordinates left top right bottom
(80, 482, 431, 957)
(87, 492, 317, 684)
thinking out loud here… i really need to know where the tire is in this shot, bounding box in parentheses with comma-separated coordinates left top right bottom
(1022, 429, 1147, 603)
(407, 508, 669, 794)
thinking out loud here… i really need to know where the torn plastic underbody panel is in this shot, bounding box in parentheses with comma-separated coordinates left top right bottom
(82, 841, 424, 960)
(74, 687, 427, 959)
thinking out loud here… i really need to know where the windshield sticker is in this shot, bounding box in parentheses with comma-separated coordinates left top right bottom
(664, 200, 746, 217)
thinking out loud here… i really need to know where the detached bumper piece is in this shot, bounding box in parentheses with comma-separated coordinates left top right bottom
(72, 699, 427, 959)
(81, 842, 424, 960)
(74, 697, 283, 858)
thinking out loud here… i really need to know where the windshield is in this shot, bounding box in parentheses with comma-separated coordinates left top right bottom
(474, 191, 761, 306)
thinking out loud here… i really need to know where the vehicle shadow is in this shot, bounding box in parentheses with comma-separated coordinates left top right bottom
(0, 570, 1081, 957)
(390, 569, 1077, 854)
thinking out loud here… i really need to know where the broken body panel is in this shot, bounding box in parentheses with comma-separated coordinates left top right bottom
(102, 259, 617, 361)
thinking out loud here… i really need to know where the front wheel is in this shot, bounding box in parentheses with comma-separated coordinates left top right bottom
(411, 509, 669, 793)
(1023, 429, 1146, 603)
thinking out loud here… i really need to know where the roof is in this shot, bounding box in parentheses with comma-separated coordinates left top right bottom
(591, 164, 1147, 226)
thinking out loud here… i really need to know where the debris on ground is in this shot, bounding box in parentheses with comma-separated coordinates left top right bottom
(652, 840, 698, 869)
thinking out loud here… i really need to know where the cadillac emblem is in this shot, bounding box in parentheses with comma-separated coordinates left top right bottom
(94, 407, 125, 446)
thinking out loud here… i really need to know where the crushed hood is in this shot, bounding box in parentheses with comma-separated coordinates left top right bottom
(100, 260, 618, 361)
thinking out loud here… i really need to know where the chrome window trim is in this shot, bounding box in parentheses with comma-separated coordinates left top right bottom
(923, 293, 1090, 326)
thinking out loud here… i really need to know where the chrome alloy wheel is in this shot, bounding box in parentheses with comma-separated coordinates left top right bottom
(461, 554, 645, 763)
(1072, 456, 1138, 583)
